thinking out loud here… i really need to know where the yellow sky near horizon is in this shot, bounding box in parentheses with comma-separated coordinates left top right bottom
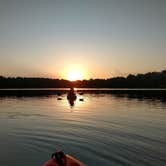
(0, 0, 166, 79)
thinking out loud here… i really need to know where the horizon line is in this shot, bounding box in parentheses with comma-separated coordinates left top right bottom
(1, 69, 166, 81)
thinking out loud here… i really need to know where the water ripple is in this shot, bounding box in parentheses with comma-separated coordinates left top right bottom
(0, 93, 166, 166)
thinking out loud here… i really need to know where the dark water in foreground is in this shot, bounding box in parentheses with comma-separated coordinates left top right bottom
(0, 89, 166, 166)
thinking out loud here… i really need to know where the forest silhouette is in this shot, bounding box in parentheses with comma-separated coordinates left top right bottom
(0, 70, 166, 88)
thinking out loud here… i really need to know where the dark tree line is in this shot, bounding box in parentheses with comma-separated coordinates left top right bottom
(0, 77, 72, 88)
(0, 70, 166, 88)
(74, 70, 166, 88)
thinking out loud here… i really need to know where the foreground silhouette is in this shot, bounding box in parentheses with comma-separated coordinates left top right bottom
(43, 151, 85, 166)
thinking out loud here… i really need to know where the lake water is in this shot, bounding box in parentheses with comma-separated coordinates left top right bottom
(0, 89, 166, 166)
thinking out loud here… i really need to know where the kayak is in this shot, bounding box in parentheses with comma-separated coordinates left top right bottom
(43, 151, 85, 166)
(67, 93, 77, 100)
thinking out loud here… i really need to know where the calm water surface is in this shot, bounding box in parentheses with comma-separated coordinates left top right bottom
(0, 90, 166, 166)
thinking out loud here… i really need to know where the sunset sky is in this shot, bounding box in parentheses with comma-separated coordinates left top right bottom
(0, 0, 166, 79)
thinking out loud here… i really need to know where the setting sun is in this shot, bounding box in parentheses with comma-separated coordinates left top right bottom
(67, 70, 83, 81)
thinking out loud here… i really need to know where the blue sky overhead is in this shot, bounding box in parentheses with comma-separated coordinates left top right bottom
(0, 0, 166, 79)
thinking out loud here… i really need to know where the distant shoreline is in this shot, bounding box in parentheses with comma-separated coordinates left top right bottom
(0, 70, 166, 88)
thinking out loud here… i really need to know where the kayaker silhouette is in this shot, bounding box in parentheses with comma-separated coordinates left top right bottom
(43, 151, 85, 166)
(67, 87, 77, 107)
(68, 87, 75, 96)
